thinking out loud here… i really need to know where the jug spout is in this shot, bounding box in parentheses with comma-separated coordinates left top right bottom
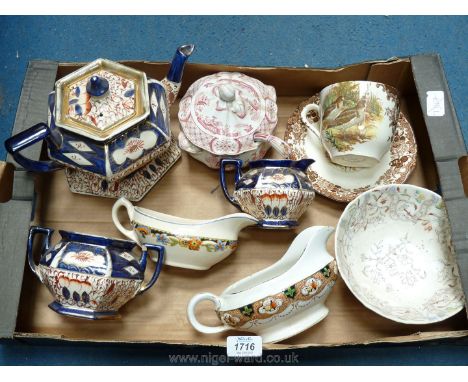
(293, 158, 315, 172)
(162, 44, 195, 106)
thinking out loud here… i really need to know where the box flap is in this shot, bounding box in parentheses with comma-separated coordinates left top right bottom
(411, 54, 468, 316)
(0, 60, 58, 338)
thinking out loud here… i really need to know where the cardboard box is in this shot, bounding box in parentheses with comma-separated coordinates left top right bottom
(1, 55, 467, 351)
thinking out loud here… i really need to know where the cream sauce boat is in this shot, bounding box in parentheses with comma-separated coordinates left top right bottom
(187, 226, 337, 343)
(112, 198, 258, 270)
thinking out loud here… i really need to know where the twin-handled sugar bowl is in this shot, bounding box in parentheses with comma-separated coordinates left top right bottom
(5, 45, 194, 200)
(27, 226, 165, 319)
(220, 158, 316, 228)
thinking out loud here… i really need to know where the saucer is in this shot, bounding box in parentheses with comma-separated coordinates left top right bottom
(285, 95, 417, 202)
(65, 137, 181, 201)
(335, 184, 464, 324)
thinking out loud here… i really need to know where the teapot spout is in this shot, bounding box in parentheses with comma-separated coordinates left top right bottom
(162, 44, 195, 106)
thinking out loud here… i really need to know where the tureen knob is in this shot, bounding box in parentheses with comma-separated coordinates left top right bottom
(218, 84, 236, 102)
(86, 75, 109, 97)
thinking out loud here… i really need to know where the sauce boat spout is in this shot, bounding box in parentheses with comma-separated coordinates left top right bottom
(219, 213, 259, 235)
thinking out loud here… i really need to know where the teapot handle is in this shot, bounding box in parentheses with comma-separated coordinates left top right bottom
(5, 122, 64, 172)
(187, 292, 230, 334)
(27, 226, 54, 282)
(112, 198, 140, 244)
(137, 244, 165, 295)
(253, 133, 291, 158)
(219, 159, 242, 208)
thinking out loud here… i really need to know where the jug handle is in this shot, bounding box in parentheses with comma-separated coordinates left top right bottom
(112, 198, 140, 243)
(187, 292, 230, 334)
(27, 226, 54, 281)
(253, 133, 291, 158)
(5, 122, 64, 172)
(219, 159, 242, 208)
(137, 244, 165, 295)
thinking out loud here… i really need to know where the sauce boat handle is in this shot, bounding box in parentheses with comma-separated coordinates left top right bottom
(137, 244, 165, 295)
(112, 198, 140, 243)
(219, 159, 242, 208)
(187, 293, 230, 334)
(27, 226, 54, 282)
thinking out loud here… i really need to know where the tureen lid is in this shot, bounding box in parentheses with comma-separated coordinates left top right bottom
(54, 58, 150, 142)
(178, 72, 278, 155)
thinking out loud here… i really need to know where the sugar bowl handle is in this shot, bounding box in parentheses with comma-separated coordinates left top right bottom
(27, 226, 54, 282)
(5, 122, 64, 172)
(187, 292, 230, 334)
(112, 198, 140, 243)
(137, 244, 165, 295)
(219, 159, 242, 208)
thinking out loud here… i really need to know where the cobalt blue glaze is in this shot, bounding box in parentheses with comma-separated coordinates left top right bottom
(58, 230, 137, 251)
(86, 75, 109, 97)
(47, 92, 108, 176)
(27, 225, 165, 319)
(4, 44, 194, 186)
(220, 158, 316, 229)
(4, 122, 64, 172)
(166, 44, 195, 83)
(48, 302, 118, 320)
(106, 82, 169, 176)
(219, 159, 243, 207)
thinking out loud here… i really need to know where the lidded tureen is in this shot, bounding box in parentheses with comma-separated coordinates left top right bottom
(6, 45, 194, 200)
(178, 72, 290, 169)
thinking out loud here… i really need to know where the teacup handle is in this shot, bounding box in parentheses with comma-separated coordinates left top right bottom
(27, 226, 54, 282)
(253, 133, 291, 158)
(137, 244, 165, 295)
(219, 159, 242, 208)
(187, 292, 230, 334)
(300, 103, 321, 139)
(5, 122, 64, 172)
(112, 197, 140, 243)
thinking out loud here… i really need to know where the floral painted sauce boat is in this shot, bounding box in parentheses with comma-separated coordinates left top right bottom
(112, 198, 259, 270)
(5, 45, 194, 200)
(187, 226, 337, 343)
(220, 158, 316, 228)
(27, 226, 165, 319)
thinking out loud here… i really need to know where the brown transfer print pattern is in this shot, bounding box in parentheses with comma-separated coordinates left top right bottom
(65, 138, 181, 201)
(284, 95, 417, 203)
(217, 260, 337, 328)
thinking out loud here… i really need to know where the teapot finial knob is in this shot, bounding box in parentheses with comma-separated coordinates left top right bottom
(86, 75, 109, 97)
(218, 84, 236, 103)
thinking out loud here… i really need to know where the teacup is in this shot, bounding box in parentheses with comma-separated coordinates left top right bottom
(300, 81, 400, 168)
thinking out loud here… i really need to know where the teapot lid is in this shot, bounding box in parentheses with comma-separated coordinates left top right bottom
(178, 72, 278, 155)
(54, 59, 150, 142)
